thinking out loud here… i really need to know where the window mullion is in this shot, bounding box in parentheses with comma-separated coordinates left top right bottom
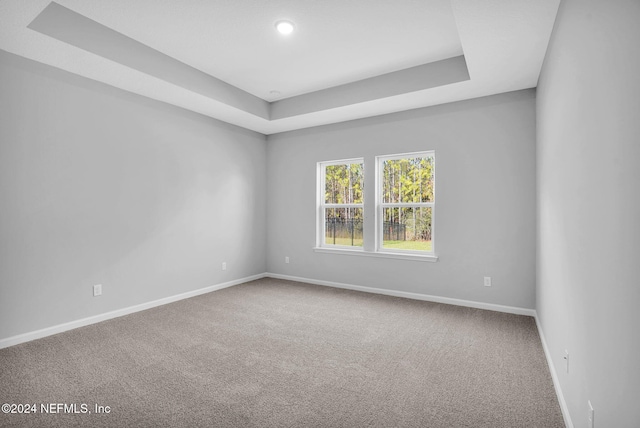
(322, 204, 364, 209)
(380, 203, 434, 208)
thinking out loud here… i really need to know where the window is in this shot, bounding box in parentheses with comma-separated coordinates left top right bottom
(316, 152, 436, 260)
(377, 152, 435, 255)
(318, 159, 364, 248)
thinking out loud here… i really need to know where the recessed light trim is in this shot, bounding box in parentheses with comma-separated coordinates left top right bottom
(275, 20, 295, 35)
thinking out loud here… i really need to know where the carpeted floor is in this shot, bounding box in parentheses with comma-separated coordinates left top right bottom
(0, 278, 564, 427)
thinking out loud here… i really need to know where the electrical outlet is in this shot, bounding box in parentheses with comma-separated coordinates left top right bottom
(93, 284, 102, 297)
(483, 276, 492, 287)
(285, 256, 290, 264)
(222, 262, 227, 271)
(588, 400, 594, 428)
(564, 350, 569, 373)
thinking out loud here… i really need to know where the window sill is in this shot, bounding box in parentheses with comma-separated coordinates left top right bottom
(313, 247, 438, 262)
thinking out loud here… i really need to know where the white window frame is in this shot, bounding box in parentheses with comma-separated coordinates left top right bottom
(317, 158, 364, 249)
(375, 151, 436, 256)
(314, 153, 437, 262)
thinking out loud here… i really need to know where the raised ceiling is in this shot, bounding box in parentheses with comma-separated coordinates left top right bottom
(0, 0, 560, 135)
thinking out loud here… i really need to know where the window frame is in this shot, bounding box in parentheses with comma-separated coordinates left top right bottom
(375, 151, 436, 257)
(317, 158, 365, 249)
(315, 152, 437, 262)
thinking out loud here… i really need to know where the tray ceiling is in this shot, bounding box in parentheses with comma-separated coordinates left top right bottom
(0, 0, 560, 134)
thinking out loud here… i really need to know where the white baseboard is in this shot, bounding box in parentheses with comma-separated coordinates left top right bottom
(265, 272, 536, 317)
(534, 313, 573, 428)
(0, 273, 267, 349)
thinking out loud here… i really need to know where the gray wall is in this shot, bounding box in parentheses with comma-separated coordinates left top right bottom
(0, 51, 267, 340)
(536, 0, 640, 426)
(267, 90, 537, 309)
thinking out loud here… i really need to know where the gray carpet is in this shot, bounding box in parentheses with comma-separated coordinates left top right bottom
(0, 278, 564, 427)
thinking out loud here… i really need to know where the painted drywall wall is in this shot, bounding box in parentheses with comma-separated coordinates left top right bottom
(536, 0, 640, 426)
(0, 51, 267, 341)
(267, 90, 536, 309)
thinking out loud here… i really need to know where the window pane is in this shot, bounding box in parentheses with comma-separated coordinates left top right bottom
(382, 156, 434, 203)
(382, 207, 432, 251)
(325, 207, 363, 247)
(325, 163, 364, 204)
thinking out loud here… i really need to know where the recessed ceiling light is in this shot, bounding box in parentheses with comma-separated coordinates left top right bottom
(275, 20, 295, 35)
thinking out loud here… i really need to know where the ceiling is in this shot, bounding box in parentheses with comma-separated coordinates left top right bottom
(0, 0, 560, 135)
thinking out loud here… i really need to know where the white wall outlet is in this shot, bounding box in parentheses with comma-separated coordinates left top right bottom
(588, 400, 594, 428)
(483, 276, 492, 287)
(285, 256, 290, 264)
(222, 262, 227, 271)
(564, 350, 569, 373)
(93, 284, 102, 297)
